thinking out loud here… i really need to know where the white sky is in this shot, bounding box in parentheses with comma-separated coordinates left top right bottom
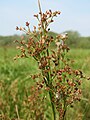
(0, 0, 90, 36)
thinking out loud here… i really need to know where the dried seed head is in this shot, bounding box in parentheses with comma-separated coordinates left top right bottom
(57, 11, 61, 15)
(26, 22, 30, 26)
(87, 77, 90, 80)
(34, 14, 38, 18)
(16, 26, 19, 30)
(33, 26, 36, 30)
(19, 27, 24, 31)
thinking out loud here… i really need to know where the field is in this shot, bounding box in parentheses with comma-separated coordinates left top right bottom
(0, 47, 90, 120)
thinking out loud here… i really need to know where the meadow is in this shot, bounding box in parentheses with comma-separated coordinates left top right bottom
(0, 47, 90, 120)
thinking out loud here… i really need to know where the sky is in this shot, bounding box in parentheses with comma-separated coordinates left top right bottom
(0, 0, 90, 36)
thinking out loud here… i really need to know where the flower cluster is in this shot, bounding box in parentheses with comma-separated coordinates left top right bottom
(15, 0, 89, 120)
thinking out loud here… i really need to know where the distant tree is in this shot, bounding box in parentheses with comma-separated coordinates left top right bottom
(63, 30, 80, 48)
(78, 37, 90, 49)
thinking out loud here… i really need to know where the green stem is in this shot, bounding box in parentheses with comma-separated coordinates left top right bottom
(38, 2, 56, 118)
(63, 109, 66, 120)
(49, 91, 56, 120)
(46, 49, 56, 119)
(46, 49, 51, 78)
(43, 70, 56, 120)
(62, 98, 67, 120)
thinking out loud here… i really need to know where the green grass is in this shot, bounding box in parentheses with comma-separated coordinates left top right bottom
(0, 47, 90, 120)
(68, 49, 90, 75)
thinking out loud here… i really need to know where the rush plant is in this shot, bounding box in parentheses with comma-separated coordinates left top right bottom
(15, 0, 89, 120)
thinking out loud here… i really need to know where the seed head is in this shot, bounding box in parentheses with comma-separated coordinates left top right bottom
(16, 26, 19, 30)
(26, 22, 30, 26)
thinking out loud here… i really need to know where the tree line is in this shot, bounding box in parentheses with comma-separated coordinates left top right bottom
(0, 31, 90, 49)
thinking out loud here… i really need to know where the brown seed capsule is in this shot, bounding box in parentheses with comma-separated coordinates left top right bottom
(48, 28, 50, 31)
(26, 22, 30, 26)
(16, 26, 19, 30)
(34, 14, 38, 17)
(57, 11, 61, 15)
(87, 77, 90, 80)
(20, 27, 23, 31)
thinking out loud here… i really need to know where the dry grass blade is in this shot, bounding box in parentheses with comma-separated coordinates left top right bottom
(38, 0, 42, 15)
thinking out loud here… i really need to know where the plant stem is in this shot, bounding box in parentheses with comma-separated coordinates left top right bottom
(46, 48, 56, 119)
(38, 1, 56, 119)
(15, 104, 20, 120)
(38, 0, 42, 15)
(49, 91, 56, 120)
(43, 70, 56, 120)
(62, 99, 67, 120)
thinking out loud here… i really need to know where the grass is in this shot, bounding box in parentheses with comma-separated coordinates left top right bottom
(68, 49, 90, 75)
(0, 47, 90, 120)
